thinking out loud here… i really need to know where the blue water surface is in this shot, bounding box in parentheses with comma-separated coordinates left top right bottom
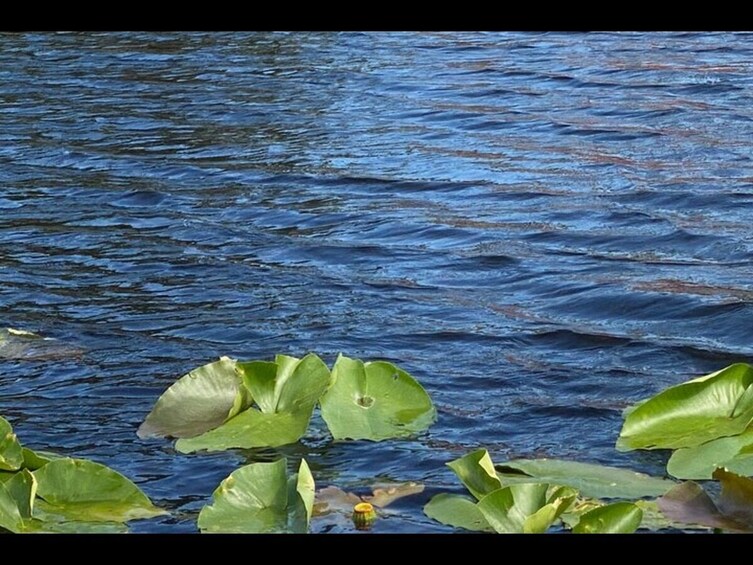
(2, 32, 753, 532)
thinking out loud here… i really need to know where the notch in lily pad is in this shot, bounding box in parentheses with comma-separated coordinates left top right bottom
(175, 353, 331, 453)
(319, 354, 435, 441)
(198, 458, 314, 533)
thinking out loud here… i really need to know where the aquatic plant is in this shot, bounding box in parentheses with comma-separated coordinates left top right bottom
(139, 353, 435, 452)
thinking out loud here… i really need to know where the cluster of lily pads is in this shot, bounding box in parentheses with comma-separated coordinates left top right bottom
(5, 325, 753, 534)
(0, 416, 165, 532)
(137, 353, 436, 450)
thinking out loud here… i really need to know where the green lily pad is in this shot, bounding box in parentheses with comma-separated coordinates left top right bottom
(667, 429, 753, 480)
(477, 483, 577, 534)
(198, 458, 314, 533)
(447, 449, 503, 501)
(572, 502, 643, 533)
(320, 354, 435, 441)
(617, 363, 753, 451)
(5, 469, 36, 520)
(33, 458, 167, 523)
(137, 357, 248, 439)
(0, 481, 24, 533)
(176, 410, 312, 453)
(495, 458, 674, 499)
(21, 447, 60, 471)
(175, 354, 330, 453)
(423, 493, 493, 532)
(0, 416, 23, 472)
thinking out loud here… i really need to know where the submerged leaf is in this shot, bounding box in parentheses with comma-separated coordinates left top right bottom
(572, 502, 643, 533)
(198, 458, 313, 533)
(658, 481, 745, 531)
(0, 328, 83, 361)
(714, 468, 753, 525)
(0, 416, 23, 472)
(617, 363, 753, 451)
(33, 458, 166, 523)
(656, 471, 753, 533)
(320, 354, 435, 441)
(423, 493, 493, 532)
(447, 449, 503, 501)
(367, 482, 424, 508)
(496, 458, 673, 499)
(137, 357, 246, 440)
(312, 486, 361, 516)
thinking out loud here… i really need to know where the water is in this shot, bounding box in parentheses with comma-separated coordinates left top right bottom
(1, 31, 753, 533)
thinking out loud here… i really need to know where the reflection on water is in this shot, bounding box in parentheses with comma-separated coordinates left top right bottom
(2, 32, 753, 532)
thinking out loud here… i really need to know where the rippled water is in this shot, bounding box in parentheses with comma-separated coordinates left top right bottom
(2, 31, 753, 533)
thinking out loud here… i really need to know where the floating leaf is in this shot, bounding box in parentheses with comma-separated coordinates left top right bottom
(423, 493, 493, 532)
(476, 483, 576, 534)
(175, 354, 330, 453)
(21, 447, 60, 471)
(4, 469, 36, 520)
(617, 363, 753, 451)
(320, 354, 435, 441)
(447, 449, 503, 500)
(0, 481, 23, 533)
(572, 502, 643, 533)
(33, 458, 167, 523)
(198, 458, 314, 533)
(175, 410, 312, 453)
(496, 458, 674, 499)
(137, 357, 247, 439)
(0, 416, 23, 472)
(667, 429, 753, 480)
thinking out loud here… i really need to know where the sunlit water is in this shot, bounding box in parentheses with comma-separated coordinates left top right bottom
(2, 32, 753, 532)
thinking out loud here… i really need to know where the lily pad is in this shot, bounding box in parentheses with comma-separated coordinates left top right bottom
(0, 416, 23, 472)
(423, 493, 493, 532)
(33, 458, 167, 523)
(495, 458, 674, 499)
(319, 354, 435, 441)
(617, 363, 753, 451)
(447, 449, 503, 500)
(198, 458, 314, 533)
(175, 354, 330, 453)
(476, 483, 577, 534)
(21, 447, 60, 471)
(572, 502, 643, 533)
(0, 481, 23, 533)
(4, 469, 36, 520)
(667, 429, 753, 480)
(137, 357, 248, 439)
